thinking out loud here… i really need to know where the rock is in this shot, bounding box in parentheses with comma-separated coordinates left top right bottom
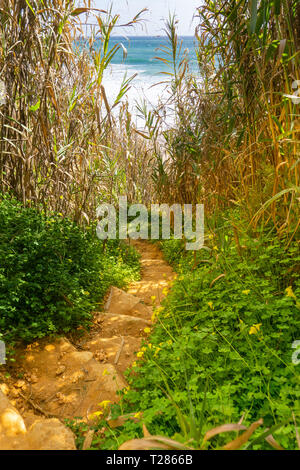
(55, 365, 66, 376)
(26, 419, 76, 450)
(0, 390, 26, 438)
(67, 351, 93, 365)
(15, 380, 26, 389)
(96, 312, 151, 337)
(82, 336, 141, 373)
(73, 363, 127, 418)
(105, 287, 152, 320)
(0, 383, 9, 395)
(0, 391, 76, 450)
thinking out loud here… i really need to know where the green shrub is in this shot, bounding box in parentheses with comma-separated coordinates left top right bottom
(0, 194, 140, 343)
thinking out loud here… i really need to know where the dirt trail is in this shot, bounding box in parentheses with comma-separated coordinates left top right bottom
(0, 241, 175, 445)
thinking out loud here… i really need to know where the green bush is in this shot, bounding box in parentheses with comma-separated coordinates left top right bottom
(0, 195, 140, 343)
(93, 219, 300, 450)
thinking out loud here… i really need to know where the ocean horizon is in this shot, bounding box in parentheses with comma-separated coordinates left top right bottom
(78, 36, 198, 127)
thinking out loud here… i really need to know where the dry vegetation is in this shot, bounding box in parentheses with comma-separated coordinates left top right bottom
(0, 0, 153, 223)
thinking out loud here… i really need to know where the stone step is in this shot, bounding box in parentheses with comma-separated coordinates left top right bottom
(105, 286, 152, 320)
(80, 335, 142, 374)
(95, 312, 151, 337)
(127, 280, 170, 306)
(17, 338, 127, 420)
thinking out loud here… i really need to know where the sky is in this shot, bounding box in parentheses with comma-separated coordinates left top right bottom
(89, 1, 201, 36)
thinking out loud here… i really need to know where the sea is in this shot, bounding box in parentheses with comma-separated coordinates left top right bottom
(78, 36, 198, 127)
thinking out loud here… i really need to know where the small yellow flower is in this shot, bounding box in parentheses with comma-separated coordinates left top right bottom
(249, 323, 262, 335)
(207, 301, 214, 310)
(167, 339, 172, 345)
(154, 347, 161, 357)
(242, 290, 250, 295)
(141, 347, 147, 352)
(151, 295, 156, 302)
(162, 288, 169, 296)
(148, 343, 152, 349)
(144, 327, 151, 334)
(132, 361, 137, 367)
(151, 306, 163, 322)
(102, 369, 110, 376)
(88, 410, 103, 420)
(137, 351, 144, 358)
(285, 286, 296, 300)
(98, 400, 111, 409)
(134, 412, 142, 419)
(213, 246, 218, 251)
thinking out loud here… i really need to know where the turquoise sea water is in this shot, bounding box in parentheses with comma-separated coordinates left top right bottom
(78, 36, 198, 125)
(103, 36, 198, 76)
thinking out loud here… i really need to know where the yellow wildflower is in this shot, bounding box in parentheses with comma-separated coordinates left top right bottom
(162, 288, 169, 296)
(167, 339, 172, 345)
(285, 286, 296, 300)
(137, 351, 144, 358)
(88, 410, 103, 420)
(132, 361, 137, 367)
(207, 301, 214, 310)
(154, 347, 161, 357)
(98, 400, 111, 409)
(151, 306, 163, 322)
(144, 327, 151, 334)
(134, 412, 142, 419)
(242, 290, 250, 295)
(249, 323, 262, 335)
(102, 369, 110, 376)
(151, 295, 156, 302)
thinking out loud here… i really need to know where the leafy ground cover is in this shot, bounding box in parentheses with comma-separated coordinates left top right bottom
(0, 194, 140, 345)
(75, 214, 300, 450)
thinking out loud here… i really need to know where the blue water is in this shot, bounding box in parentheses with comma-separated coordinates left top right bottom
(79, 36, 198, 76)
(78, 36, 199, 125)
(107, 36, 198, 75)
